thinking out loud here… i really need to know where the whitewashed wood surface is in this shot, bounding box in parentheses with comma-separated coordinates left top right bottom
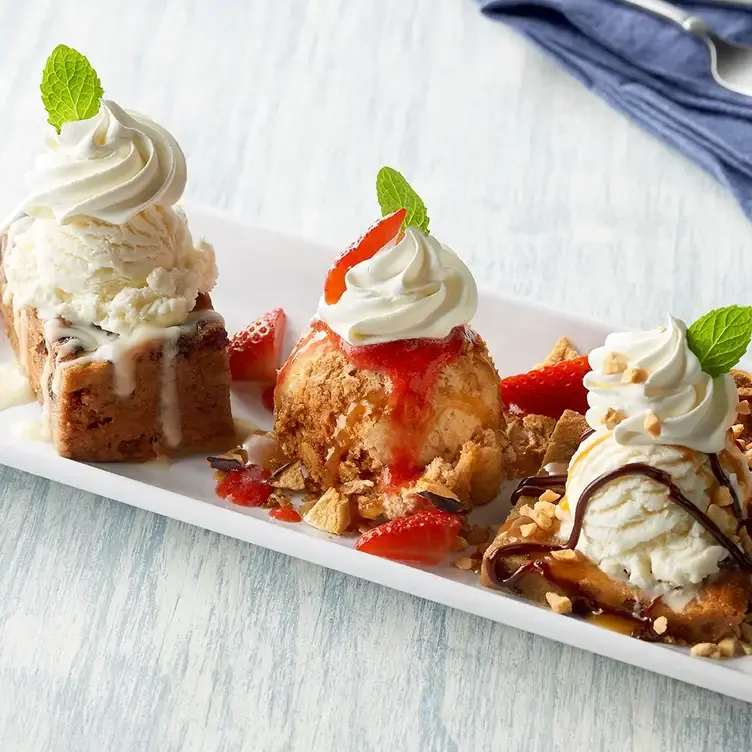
(2, 0, 752, 750)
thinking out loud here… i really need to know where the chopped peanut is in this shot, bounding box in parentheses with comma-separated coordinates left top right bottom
(519, 522, 538, 538)
(644, 413, 661, 438)
(603, 352, 628, 375)
(538, 489, 561, 503)
(545, 592, 573, 615)
(621, 367, 648, 384)
(550, 549, 578, 562)
(603, 408, 626, 430)
(690, 643, 721, 659)
(653, 616, 668, 635)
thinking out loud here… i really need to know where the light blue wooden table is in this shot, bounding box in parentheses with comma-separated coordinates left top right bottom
(2, 1, 752, 749)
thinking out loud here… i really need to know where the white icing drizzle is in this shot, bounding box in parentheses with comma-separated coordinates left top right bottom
(4, 286, 221, 448)
(0, 360, 34, 410)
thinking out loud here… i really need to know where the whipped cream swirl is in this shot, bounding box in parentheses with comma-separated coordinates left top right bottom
(19, 100, 186, 225)
(317, 226, 477, 345)
(585, 316, 738, 453)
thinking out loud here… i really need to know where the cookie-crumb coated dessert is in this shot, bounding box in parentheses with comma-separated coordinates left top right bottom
(0, 45, 233, 460)
(274, 169, 510, 518)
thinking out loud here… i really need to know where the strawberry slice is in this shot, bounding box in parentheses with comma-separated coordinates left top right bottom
(354, 510, 461, 565)
(229, 308, 287, 382)
(500, 356, 591, 420)
(323, 208, 406, 305)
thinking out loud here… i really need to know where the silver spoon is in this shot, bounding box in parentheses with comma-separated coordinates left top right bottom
(621, 0, 752, 96)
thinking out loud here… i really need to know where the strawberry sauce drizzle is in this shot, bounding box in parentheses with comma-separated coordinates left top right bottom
(310, 321, 470, 488)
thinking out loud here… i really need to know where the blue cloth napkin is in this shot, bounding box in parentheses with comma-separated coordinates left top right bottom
(476, 0, 752, 219)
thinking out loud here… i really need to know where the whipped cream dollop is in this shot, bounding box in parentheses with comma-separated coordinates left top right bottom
(585, 315, 738, 454)
(3, 206, 216, 335)
(317, 226, 477, 345)
(560, 432, 750, 599)
(20, 100, 186, 225)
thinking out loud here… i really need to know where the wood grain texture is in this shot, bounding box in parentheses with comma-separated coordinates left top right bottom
(2, 0, 752, 749)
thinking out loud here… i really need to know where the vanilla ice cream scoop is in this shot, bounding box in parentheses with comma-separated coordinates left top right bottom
(3, 206, 215, 335)
(585, 315, 738, 453)
(317, 226, 477, 346)
(1, 99, 216, 335)
(559, 432, 751, 597)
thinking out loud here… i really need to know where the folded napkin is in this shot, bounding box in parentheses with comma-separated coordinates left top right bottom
(476, 0, 752, 220)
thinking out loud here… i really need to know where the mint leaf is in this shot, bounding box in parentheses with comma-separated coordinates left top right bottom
(687, 305, 752, 378)
(376, 166, 430, 233)
(40, 45, 103, 132)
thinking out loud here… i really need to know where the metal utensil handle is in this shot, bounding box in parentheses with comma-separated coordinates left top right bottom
(619, 0, 711, 36)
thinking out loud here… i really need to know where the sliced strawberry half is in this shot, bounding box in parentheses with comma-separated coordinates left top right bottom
(354, 510, 461, 565)
(323, 208, 406, 305)
(229, 308, 287, 382)
(500, 355, 591, 420)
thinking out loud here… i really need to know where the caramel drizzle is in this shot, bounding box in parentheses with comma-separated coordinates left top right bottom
(489, 463, 752, 590)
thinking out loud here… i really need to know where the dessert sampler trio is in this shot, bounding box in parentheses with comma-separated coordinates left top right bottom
(3, 46, 752, 659)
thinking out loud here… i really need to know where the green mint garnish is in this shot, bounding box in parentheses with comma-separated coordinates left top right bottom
(376, 166, 430, 234)
(40, 44, 103, 133)
(687, 305, 752, 378)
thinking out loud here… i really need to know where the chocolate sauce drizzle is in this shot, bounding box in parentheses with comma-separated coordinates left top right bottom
(489, 463, 752, 591)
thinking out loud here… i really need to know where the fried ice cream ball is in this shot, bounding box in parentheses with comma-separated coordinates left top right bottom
(274, 324, 509, 513)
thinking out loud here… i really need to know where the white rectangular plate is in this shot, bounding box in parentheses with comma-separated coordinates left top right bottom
(2, 207, 751, 702)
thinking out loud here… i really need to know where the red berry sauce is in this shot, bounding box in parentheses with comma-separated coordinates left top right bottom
(216, 465, 272, 507)
(268, 507, 302, 523)
(314, 321, 471, 488)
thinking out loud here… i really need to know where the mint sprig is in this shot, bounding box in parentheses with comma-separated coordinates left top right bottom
(40, 45, 103, 132)
(376, 166, 430, 234)
(687, 305, 752, 378)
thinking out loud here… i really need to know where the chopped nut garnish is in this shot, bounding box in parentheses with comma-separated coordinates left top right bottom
(743, 644, 752, 656)
(690, 643, 721, 659)
(739, 400, 751, 416)
(534, 500, 557, 516)
(621, 367, 648, 384)
(603, 408, 626, 430)
(518, 504, 536, 519)
(550, 549, 578, 561)
(538, 489, 561, 503)
(519, 522, 538, 538)
(603, 352, 628, 375)
(707, 504, 736, 535)
(652, 616, 668, 635)
(746, 448, 752, 467)
(357, 495, 383, 520)
(304, 488, 351, 535)
(545, 592, 573, 615)
(741, 623, 752, 642)
(453, 557, 474, 571)
(717, 637, 740, 658)
(644, 412, 661, 438)
(733, 424, 746, 439)
(531, 512, 553, 531)
(713, 486, 733, 508)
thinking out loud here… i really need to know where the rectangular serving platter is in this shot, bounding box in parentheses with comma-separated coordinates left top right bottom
(2, 206, 752, 702)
